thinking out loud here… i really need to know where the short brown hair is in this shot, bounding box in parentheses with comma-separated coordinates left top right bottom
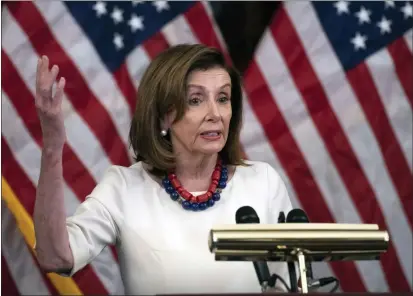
(129, 44, 246, 176)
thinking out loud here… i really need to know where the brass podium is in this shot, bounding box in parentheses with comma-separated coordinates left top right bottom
(209, 223, 390, 293)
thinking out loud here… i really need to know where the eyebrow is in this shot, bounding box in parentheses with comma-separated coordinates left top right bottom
(187, 83, 231, 90)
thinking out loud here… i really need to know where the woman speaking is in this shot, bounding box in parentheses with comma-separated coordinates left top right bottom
(33, 44, 293, 294)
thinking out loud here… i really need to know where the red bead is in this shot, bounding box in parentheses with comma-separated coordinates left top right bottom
(208, 183, 217, 192)
(212, 179, 219, 185)
(212, 170, 221, 181)
(197, 194, 208, 202)
(171, 179, 181, 188)
(191, 196, 198, 203)
(181, 191, 193, 201)
(168, 173, 177, 179)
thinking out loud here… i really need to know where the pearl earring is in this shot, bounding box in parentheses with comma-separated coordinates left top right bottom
(160, 129, 167, 136)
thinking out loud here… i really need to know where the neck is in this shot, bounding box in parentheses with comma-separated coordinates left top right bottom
(174, 153, 218, 191)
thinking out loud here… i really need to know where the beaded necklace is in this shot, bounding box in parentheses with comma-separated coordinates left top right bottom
(162, 159, 228, 211)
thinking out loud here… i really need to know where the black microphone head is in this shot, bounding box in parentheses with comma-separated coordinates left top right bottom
(278, 211, 286, 223)
(286, 208, 309, 223)
(235, 206, 260, 224)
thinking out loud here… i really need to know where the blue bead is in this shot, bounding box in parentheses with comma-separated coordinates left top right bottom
(199, 202, 207, 210)
(191, 203, 199, 211)
(220, 174, 228, 182)
(218, 181, 226, 188)
(221, 167, 228, 174)
(166, 186, 175, 194)
(182, 201, 191, 210)
(212, 192, 221, 201)
(170, 192, 179, 201)
(162, 179, 171, 188)
(207, 199, 215, 207)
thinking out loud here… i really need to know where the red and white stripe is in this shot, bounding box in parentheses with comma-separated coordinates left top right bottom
(2, 1, 412, 294)
(247, 1, 412, 291)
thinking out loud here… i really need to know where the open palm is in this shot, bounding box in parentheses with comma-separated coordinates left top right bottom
(35, 56, 67, 150)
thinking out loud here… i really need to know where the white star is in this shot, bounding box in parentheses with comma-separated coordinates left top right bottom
(334, 1, 350, 15)
(355, 6, 371, 24)
(384, 0, 395, 9)
(401, 2, 413, 19)
(128, 14, 144, 32)
(377, 16, 392, 34)
(131, 0, 144, 6)
(93, 1, 107, 17)
(351, 32, 367, 51)
(153, 1, 169, 12)
(111, 6, 124, 24)
(113, 33, 124, 50)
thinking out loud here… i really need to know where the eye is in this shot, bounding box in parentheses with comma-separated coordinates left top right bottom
(188, 97, 202, 106)
(218, 96, 230, 103)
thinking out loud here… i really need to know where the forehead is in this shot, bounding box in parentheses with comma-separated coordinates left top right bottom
(187, 67, 231, 88)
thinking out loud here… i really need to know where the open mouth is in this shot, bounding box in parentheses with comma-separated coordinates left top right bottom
(200, 131, 221, 137)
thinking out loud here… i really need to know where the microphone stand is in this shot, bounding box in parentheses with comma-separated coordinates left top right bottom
(288, 262, 298, 292)
(296, 249, 308, 293)
(256, 211, 315, 293)
(278, 212, 298, 292)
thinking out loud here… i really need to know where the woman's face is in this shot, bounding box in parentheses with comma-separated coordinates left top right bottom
(165, 67, 232, 157)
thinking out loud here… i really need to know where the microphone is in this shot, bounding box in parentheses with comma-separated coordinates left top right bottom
(286, 209, 314, 280)
(277, 211, 297, 291)
(286, 208, 309, 223)
(277, 211, 285, 223)
(235, 206, 271, 290)
(285, 209, 341, 292)
(278, 210, 298, 292)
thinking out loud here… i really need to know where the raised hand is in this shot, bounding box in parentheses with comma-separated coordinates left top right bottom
(33, 57, 74, 274)
(35, 56, 66, 151)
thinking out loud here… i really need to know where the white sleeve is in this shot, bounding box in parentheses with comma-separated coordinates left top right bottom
(265, 163, 294, 292)
(62, 166, 125, 276)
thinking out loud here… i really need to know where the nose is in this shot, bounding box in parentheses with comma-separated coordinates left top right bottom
(206, 99, 220, 122)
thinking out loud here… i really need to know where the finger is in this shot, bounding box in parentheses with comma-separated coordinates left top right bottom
(53, 77, 66, 106)
(37, 56, 49, 92)
(35, 57, 45, 93)
(42, 55, 49, 72)
(36, 57, 42, 85)
(49, 64, 59, 85)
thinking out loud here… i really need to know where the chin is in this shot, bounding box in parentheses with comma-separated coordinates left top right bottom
(197, 142, 226, 155)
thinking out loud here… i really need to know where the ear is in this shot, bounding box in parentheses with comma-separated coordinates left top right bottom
(160, 118, 169, 131)
(161, 109, 176, 130)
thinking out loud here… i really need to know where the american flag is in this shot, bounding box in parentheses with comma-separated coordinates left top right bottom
(1, 0, 412, 294)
